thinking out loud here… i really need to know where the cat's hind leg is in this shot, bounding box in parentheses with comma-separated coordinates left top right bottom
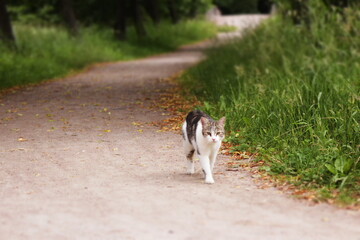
(186, 149, 195, 174)
(182, 122, 195, 174)
(183, 140, 195, 174)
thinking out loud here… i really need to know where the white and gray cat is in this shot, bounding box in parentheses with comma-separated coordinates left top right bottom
(182, 110, 226, 184)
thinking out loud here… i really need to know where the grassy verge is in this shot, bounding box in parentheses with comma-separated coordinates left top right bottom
(0, 20, 217, 90)
(182, 8, 359, 206)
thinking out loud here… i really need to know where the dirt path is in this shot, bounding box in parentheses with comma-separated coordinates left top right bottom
(1, 15, 359, 240)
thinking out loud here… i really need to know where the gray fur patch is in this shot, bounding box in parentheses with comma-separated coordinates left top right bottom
(187, 149, 195, 161)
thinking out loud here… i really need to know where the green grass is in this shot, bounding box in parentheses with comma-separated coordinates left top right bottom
(0, 20, 217, 90)
(182, 6, 360, 205)
(216, 25, 237, 33)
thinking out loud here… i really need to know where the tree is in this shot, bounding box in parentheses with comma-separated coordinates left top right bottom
(214, 0, 258, 14)
(258, 0, 273, 13)
(144, 0, 160, 24)
(130, 0, 147, 37)
(114, 0, 128, 40)
(60, 0, 79, 36)
(323, 0, 349, 8)
(188, 0, 200, 18)
(0, 0, 15, 44)
(289, 0, 310, 25)
(167, 0, 180, 24)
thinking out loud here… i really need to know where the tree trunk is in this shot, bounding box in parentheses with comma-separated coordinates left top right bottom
(167, 0, 180, 24)
(61, 0, 79, 36)
(114, 0, 127, 40)
(130, 0, 147, 37)
(0, 0, 15, 44)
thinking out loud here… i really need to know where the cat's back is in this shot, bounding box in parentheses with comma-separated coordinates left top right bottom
(183, 110, 210, 142)
(185, 110, 211, 126)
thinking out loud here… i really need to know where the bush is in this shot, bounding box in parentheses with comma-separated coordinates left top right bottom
(182, 4, 360, 202)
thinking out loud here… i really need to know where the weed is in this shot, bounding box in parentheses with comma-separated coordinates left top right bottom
(182, 6, 360, 204)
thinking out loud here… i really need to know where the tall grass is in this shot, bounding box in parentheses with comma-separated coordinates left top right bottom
(183, 6, 359, 202)
(0, 20, 217, 89)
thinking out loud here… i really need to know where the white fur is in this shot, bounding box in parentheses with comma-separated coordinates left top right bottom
(182, 121, 223, 184)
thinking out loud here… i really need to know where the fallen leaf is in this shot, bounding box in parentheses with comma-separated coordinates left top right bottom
(47, 127, 57, 132)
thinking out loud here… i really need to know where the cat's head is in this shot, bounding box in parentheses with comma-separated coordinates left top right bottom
(201, 116, 226, 143)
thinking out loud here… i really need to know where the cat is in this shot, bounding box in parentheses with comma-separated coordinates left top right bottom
(182, 110, 226, 184)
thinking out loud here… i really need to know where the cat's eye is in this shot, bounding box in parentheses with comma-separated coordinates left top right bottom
(207, 132, 212, 136)
(217, 132, 221, 135)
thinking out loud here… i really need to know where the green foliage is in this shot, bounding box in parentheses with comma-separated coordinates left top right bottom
(325, 157, 354, 188)
(216, 25, 237, 33)
(182, 5, 360, 201)
(0, 20, 217, 89)
(8, 3, 61, 26)
(128, 19, 217, 51)
(7, 0, 214, 27)
(178, 0, 213, 17)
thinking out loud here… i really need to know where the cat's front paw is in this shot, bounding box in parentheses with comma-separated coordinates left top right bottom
(205, 177, 215, 184)
(186, 169, 195, 175)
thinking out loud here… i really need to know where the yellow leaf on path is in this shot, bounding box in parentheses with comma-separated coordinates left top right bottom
(18, 137, 28, 142)
(132, 122, 142, 126)
(47, 127, 57, 132)
(103, 129, 111, 133)
(137, 129, 143, 133)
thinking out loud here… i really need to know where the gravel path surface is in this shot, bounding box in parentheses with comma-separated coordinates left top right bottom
(1, 15, 359, 240)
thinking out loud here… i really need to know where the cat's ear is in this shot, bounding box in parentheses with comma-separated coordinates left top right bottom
(218, 117, 226, 127)
(200, 117, 209, 126)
